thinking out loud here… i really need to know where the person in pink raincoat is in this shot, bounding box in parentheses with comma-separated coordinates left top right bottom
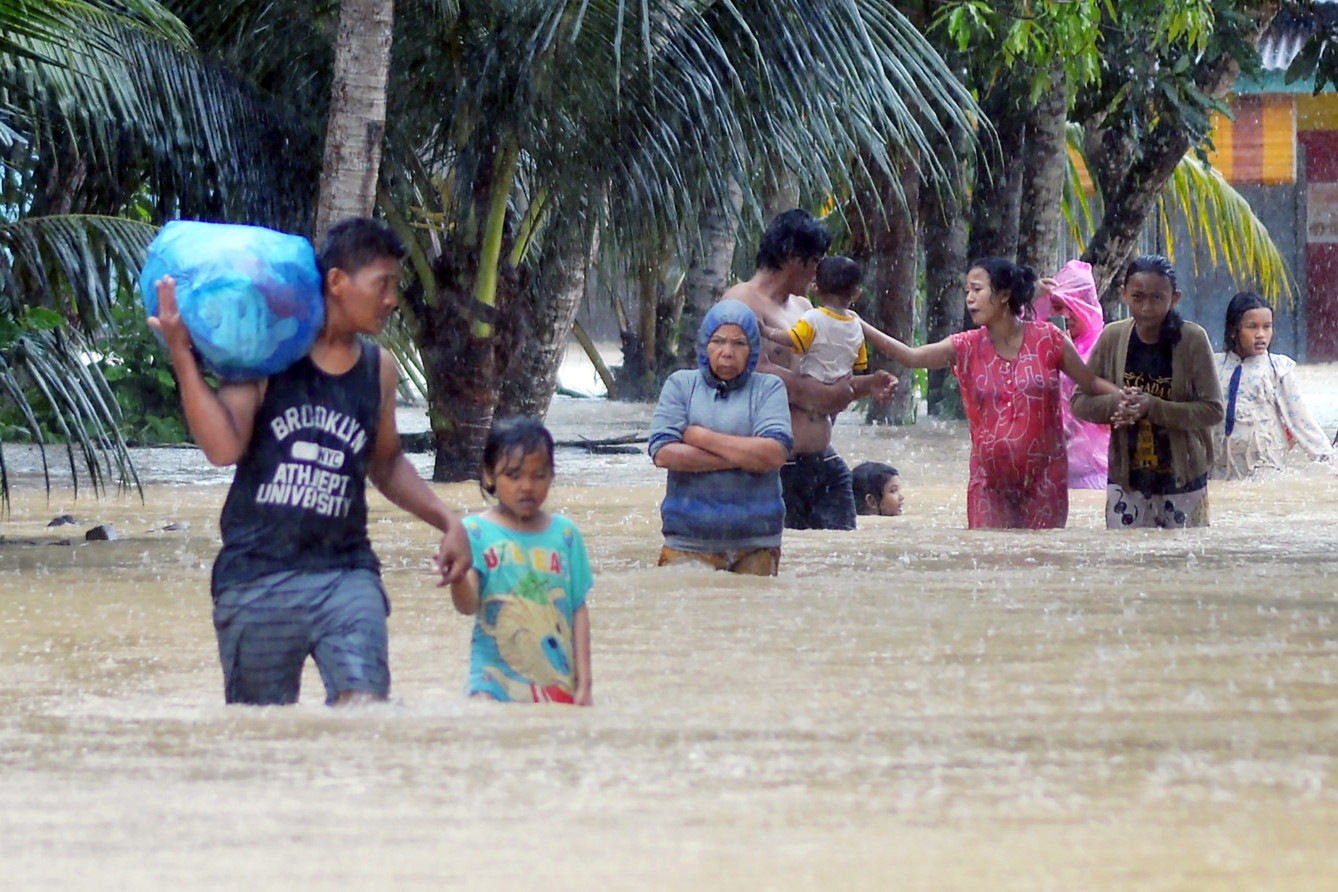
(1034, 260, 1110, 490)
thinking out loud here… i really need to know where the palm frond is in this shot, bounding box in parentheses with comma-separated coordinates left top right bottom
(0, 215, 157, 330)
(0, 0, 191, 59)
(389, 0, 982, 278)
(1156, 154, 1296, 306)
(379, 313, 428, 403)
(4, 15, 316, 229)
(0, 326, 142, 505)
(1063, 126, 1292, 305)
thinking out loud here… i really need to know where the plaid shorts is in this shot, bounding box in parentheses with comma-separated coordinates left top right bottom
(213, 568, 390, 705)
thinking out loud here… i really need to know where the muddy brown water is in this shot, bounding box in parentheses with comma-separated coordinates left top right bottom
(3, 380, 1338, 889)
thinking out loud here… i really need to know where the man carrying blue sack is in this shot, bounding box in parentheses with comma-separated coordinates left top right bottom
(149, 217, 471, 705)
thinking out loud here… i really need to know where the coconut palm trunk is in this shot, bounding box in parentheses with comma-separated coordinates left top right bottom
(1017, 63, 1068, 276)
(313, 0, 393, 242)
(419, 276, 505, 483)
(673, 184, 743, 371)
(968, 84, 1027, 262)
(498, 239, 592, 419)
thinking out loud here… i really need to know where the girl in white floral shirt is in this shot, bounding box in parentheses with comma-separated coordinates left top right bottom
(1213, 292, 1335, 480)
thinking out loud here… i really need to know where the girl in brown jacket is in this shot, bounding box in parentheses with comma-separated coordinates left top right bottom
(1072, 255, 1225, 528)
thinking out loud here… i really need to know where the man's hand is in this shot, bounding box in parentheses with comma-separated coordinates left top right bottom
(869, 369, 897, 404)
(146, 276, 193, 355)
(432, 518, 472, 586)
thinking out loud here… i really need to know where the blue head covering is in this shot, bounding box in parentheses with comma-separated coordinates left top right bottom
(697, 298, 761, 397)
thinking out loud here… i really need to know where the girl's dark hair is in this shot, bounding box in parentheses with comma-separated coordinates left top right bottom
(1123, 254, 1183, 345)
(851, 461, 898, 515)
(1222, 291, 1271, 352)
(480, 416, 555, 496)
(969, 257, 1037, 317)
(1124, 254, 1178, 290)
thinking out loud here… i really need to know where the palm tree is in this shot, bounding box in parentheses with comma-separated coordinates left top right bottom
(380, 0, 983, 479)
(0, 0, 312, 506)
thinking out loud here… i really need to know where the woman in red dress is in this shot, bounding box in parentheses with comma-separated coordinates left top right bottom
(863, 257, 1119, 528)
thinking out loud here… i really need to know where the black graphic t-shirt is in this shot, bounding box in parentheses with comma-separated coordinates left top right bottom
(1122, 334, 1179, 493)
(212, 340, 381, 595)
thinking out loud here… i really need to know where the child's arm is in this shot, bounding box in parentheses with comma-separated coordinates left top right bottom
(572, 604, 592, 706)
(1273, 361, 1336, 460)
(861, 320, 955, 370)
(449, 568, 481, 615)
(368, 348, 471, 585)
(1060, 335, 1119, 396)
(148, 276, 264, 466)
(759, 321, 798, 351)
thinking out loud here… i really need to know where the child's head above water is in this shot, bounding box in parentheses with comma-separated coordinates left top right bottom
(814, 255, 862, 308)
(852, 461, 903, 516)
(480, 417, 557, 525)
(1222, 292, 1273, 359)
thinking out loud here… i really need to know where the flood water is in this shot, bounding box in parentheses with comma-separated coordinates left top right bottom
(3, 365, 1338, 889)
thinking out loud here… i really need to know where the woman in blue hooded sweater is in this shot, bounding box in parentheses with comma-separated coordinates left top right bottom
(648, 299, 794, 575)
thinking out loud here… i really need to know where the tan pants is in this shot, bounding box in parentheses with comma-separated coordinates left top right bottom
(657, 545, 780, 577)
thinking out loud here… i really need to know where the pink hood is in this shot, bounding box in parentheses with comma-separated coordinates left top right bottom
(1035, 259, 1104, 359)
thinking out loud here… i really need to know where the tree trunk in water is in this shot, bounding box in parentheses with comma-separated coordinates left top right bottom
(851, 156, 919, 424)
(313, 0, 392, 244)
(672, 182, 742, 372)
(420, 283, 500, 482)
(497, 242, 590, 419)
(968, 85, 1027, 263)
(1017, 64, 1068, 276)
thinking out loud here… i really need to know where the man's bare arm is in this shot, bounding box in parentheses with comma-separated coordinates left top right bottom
(148, 276, 263, 466)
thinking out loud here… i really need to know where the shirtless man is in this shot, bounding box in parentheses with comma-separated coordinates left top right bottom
(726, 209, 897, 530)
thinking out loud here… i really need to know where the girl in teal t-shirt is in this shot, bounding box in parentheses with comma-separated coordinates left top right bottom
(447, 417, 592, 704)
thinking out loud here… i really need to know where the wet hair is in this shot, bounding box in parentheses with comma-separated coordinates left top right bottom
(1222, 291, 1271, 352)
(1124, 253, 1177, 290)
(755, 209, 832, 271)
(317, 217, 408, 282)
(479, 416, 555, 498)
(1123, 254, 1183, 345)
(969, 257, 1037, 317)
(815, 255, 861, 299)
(852, 461, 899, 515)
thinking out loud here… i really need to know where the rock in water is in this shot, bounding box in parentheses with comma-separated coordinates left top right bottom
(138, 221, 324, 381)
(84, 525, 117, 541)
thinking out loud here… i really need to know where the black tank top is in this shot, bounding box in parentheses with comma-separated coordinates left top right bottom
(212, 339, 382, 595)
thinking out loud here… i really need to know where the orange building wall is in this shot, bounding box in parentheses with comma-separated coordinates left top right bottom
(1205, 94, 1296, 184)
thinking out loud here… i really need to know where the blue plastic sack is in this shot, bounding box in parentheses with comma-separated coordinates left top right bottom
(139, 221, 324, 381)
